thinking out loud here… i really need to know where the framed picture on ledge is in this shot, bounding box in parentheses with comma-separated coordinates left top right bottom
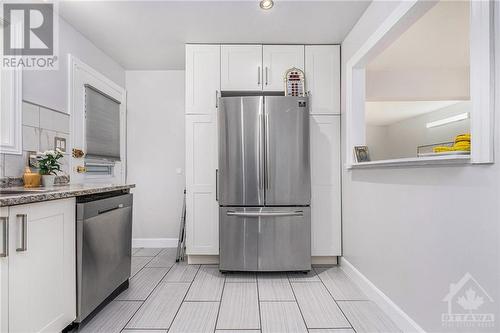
(354, 146, 370, 163)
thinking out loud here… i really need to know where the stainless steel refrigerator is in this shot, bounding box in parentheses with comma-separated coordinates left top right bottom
(218, 95, 311, 272)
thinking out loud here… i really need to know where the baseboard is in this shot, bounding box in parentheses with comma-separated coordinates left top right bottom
(187, 255, 220, 264)
(185, 255, 338, 266)
(340, 257, 425, 333)
(312, 256, 338, 265)
(132, 238, 178, 248)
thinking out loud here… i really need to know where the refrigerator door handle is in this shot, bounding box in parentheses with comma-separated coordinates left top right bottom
(265, 110, 270, 190)
(259, 110, 264, 190)
(226, 211, 304, 217)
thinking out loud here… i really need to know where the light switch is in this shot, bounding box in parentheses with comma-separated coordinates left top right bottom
(54, 137, 67, 152)
(176, 168, 183, 175)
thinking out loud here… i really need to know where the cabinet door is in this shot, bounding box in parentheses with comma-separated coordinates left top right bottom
(185, 45, 221, 114)
(8, 198, 76, 333)
(310, 115, 341, 256)
(305, 45, 340, 114)
(221, 45, 262, 91)
(263, 45, 304, 91)
(0, 208, 8, 333)
(186, 115, 219, 255)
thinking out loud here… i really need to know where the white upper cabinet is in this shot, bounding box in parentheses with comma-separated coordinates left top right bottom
(305, 45, 340, 114)
(185, 45, 221, 114)
(0, 66, 22, 155)
(263, 45, 304, 91)
(221, 45, 263, 91)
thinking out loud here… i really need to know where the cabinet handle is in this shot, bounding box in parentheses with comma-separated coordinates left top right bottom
(0, 217, 8, 258)
(16, 214, 27, 252)
(265, 67, 268, 86)
(216, 169, 219, 201)
(257, 66, 261, 86)
(215, 90, 219, 109)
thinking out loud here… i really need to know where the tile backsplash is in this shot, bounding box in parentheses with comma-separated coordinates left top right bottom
(0, 101, 70, 179)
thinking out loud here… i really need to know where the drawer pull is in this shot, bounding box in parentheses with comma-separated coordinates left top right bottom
(16, 214, 27, 252)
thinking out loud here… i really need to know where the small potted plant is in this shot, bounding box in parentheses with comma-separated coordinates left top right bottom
(37, 149, 64, 187)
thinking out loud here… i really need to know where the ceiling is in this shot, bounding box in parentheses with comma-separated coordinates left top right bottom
(365, 101, 461, 126)
(367, 0, 469, 71)
(58, 0, 370, 70)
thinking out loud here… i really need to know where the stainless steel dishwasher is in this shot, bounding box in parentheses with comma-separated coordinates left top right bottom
(75, 191, 133, 324)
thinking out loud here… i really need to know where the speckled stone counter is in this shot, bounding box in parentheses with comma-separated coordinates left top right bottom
(0, 183, 135, 206)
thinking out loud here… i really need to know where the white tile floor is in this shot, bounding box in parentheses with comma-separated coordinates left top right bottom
(77, 248, 402, 333)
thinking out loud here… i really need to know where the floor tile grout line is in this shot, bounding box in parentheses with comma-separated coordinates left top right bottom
(167, 263, 202, 331)
(213, 270, 227, 332)
(131, 256, 156, 278)
(256, 273, 263, 333)
(121, 250, 176, 331)
(314, 266, 357, 333)
(287, 272, 311, 332)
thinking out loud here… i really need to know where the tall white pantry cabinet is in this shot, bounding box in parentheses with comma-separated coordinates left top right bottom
(185, 44, 341, 260)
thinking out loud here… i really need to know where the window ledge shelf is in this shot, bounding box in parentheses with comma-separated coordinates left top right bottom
(346, 155, 471, 170)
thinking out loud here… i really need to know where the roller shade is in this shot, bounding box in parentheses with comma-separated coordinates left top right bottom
(85, 85, 121, 161)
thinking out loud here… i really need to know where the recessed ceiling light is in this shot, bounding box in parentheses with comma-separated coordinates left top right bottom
(260, 0, 274, 10)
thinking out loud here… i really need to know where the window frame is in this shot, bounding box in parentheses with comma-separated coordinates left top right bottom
(345, 0, 495, 168)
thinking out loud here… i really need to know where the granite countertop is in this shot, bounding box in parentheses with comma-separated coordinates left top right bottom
(0, 183, 136, 207)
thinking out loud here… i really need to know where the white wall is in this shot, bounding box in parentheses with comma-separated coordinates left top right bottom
(367, 102, 471, 160)
(2, 15, 125, 180)
(342, 2, 500, 332)
(126, 71, 185, 245)
(23, 16, 125, 113)
(366, 68, 469, 101)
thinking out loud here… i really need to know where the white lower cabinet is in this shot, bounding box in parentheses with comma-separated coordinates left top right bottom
(185, 115, 219, 255)
(310, 115, 341, 256)
(0, 198, 76, 333)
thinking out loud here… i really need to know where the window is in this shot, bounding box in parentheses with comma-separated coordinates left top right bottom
(365, 1, 470, 161)
(346, 0, 495, 167)
(84, 85, 121, 161)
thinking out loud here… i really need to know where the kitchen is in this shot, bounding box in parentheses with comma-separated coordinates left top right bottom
(0, 1, 499, 333)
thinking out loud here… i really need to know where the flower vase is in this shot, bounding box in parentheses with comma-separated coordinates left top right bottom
(41, 174, 56, 187)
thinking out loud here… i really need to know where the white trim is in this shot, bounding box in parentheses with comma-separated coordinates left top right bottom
(348, 155, 470, 169)
(67, 54, 127, 184)
(340, 257, 426, 333)
(345, 0, 495, 168)
(132, 238, 179, 248)
(470, 0, 495, 164)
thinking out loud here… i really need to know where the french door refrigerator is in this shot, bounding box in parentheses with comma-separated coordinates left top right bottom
(218, 95, 311, 272)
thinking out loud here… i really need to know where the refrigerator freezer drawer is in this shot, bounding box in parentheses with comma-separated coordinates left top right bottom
(219, 207, 311, 272)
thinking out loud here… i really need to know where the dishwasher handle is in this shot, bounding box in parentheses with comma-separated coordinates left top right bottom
(98, 204, 124, 215)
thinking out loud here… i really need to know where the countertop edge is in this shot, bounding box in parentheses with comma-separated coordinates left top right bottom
(0, 184, 136, 207)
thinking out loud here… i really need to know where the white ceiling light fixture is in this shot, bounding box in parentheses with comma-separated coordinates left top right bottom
(426, 112, 469, 128)
(260, 0, 274, 10)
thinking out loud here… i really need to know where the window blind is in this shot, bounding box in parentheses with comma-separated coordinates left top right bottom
(85, 85, 121, 161)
